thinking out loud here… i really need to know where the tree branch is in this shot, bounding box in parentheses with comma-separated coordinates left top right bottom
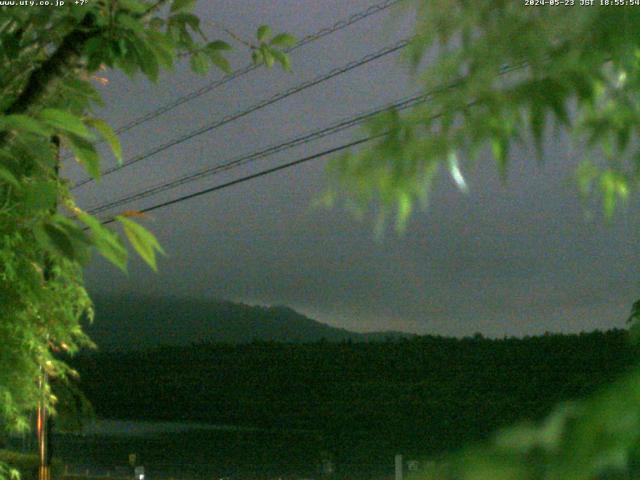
(0, 1, 172, 148)
(2, 1, 169, 122)
(206, 20, 256, 49)
(4, 18, 96, 117)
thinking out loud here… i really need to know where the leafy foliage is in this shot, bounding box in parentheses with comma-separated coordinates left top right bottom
(251, 25, 295, 71)
(331, 1, 640, 226)
(0, 1, 292, 475)
(329, 2, 640, 478)
(116, 216, 166, 272)
(0, 450, 62, 480)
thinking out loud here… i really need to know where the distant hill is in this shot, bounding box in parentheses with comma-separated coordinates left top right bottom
(87, 295, 415, 350)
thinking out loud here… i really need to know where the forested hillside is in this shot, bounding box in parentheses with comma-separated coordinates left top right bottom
(72, 330, 637, 461)
(87, 295, 414, 350)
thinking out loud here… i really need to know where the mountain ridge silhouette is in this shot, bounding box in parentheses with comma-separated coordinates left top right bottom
(87, 294, 415, 350)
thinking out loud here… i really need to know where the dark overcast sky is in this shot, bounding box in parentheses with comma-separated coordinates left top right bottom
(71, 0, 640, 338)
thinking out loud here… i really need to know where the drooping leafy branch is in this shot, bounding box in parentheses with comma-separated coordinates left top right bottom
(330, 1, 640, 225)
(327, 2, 640, 479)
(0, 0, 293, 457)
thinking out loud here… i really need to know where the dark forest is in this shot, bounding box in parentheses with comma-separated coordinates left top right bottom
(70, 330, 637, 462)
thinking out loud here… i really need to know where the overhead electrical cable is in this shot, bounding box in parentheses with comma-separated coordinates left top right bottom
(63, 0, 403, 161)
(88, 62, 526, 217)
(113, 0, 402, 135)
(73, 38, 410, 190)
(99, 133, 383, 226)
(96, 74, 526, 226)
(88, 92, 432, 216)
(63, 1, 400, 165)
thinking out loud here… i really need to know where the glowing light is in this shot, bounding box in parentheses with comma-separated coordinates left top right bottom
(447, 152, 468, 193)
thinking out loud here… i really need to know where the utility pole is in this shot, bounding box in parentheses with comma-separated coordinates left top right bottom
(37, 369, 49, 480)
(38, 135, 60, 480)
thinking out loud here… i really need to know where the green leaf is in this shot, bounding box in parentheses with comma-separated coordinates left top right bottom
(86, 118, 122, 165)
(118, 41, 143, 77)
(116, 216, 166, 271)
(146, 30, 176, 69)
(34, 222, 73, 260)
(78, 212, 128, 272)
(205, 40, 231, 52)
(60, 78, 103, 106)
(207, 51, 231, 73)
(171, 0, 196, 13)
(203, 40, 232, 73)
(84, 37, 109, 72)
(34, 216, 91, 262)
(262, 48, 274, 68)
(65, 134, 100, 180)
(395, 192, 412, 232)
(40, 109, 93, 140)
(171, 12, 200, 31)
(617, 125, 631, 152)
(257, 25, 271, 43)
(601, 174, 616, 219)
(189, 51, 209, 74)
(117, 13, 145, 34)
(251, 49, 263, 65)
(545, 87, 570, 126)
(0, 114, 51, 136)
(576, 160, 598, 196)
(0, 164, 18, 187)
(113, 40, 129, 59)
(117, 0, 148, 13)
(599, 170, 628, 218)
(269, 33, 296, 48)
(24, 179, 57, 212)
(492, 137, 509, 181)
(529, 102, 545, 156)
(271, 49, 291, 71)
(135, 39, 160, 81)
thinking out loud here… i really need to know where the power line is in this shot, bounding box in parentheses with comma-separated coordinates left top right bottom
(73, 38, 409, 190)
(88, 92, 432, 216)
(88, 62, 527, 217)
(64, 0, 403, 161)
(100, 133, 383, 226)
(91, 62, 528, 222)
(91, 96, 443, 221)
(118, 0, 402, 135)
